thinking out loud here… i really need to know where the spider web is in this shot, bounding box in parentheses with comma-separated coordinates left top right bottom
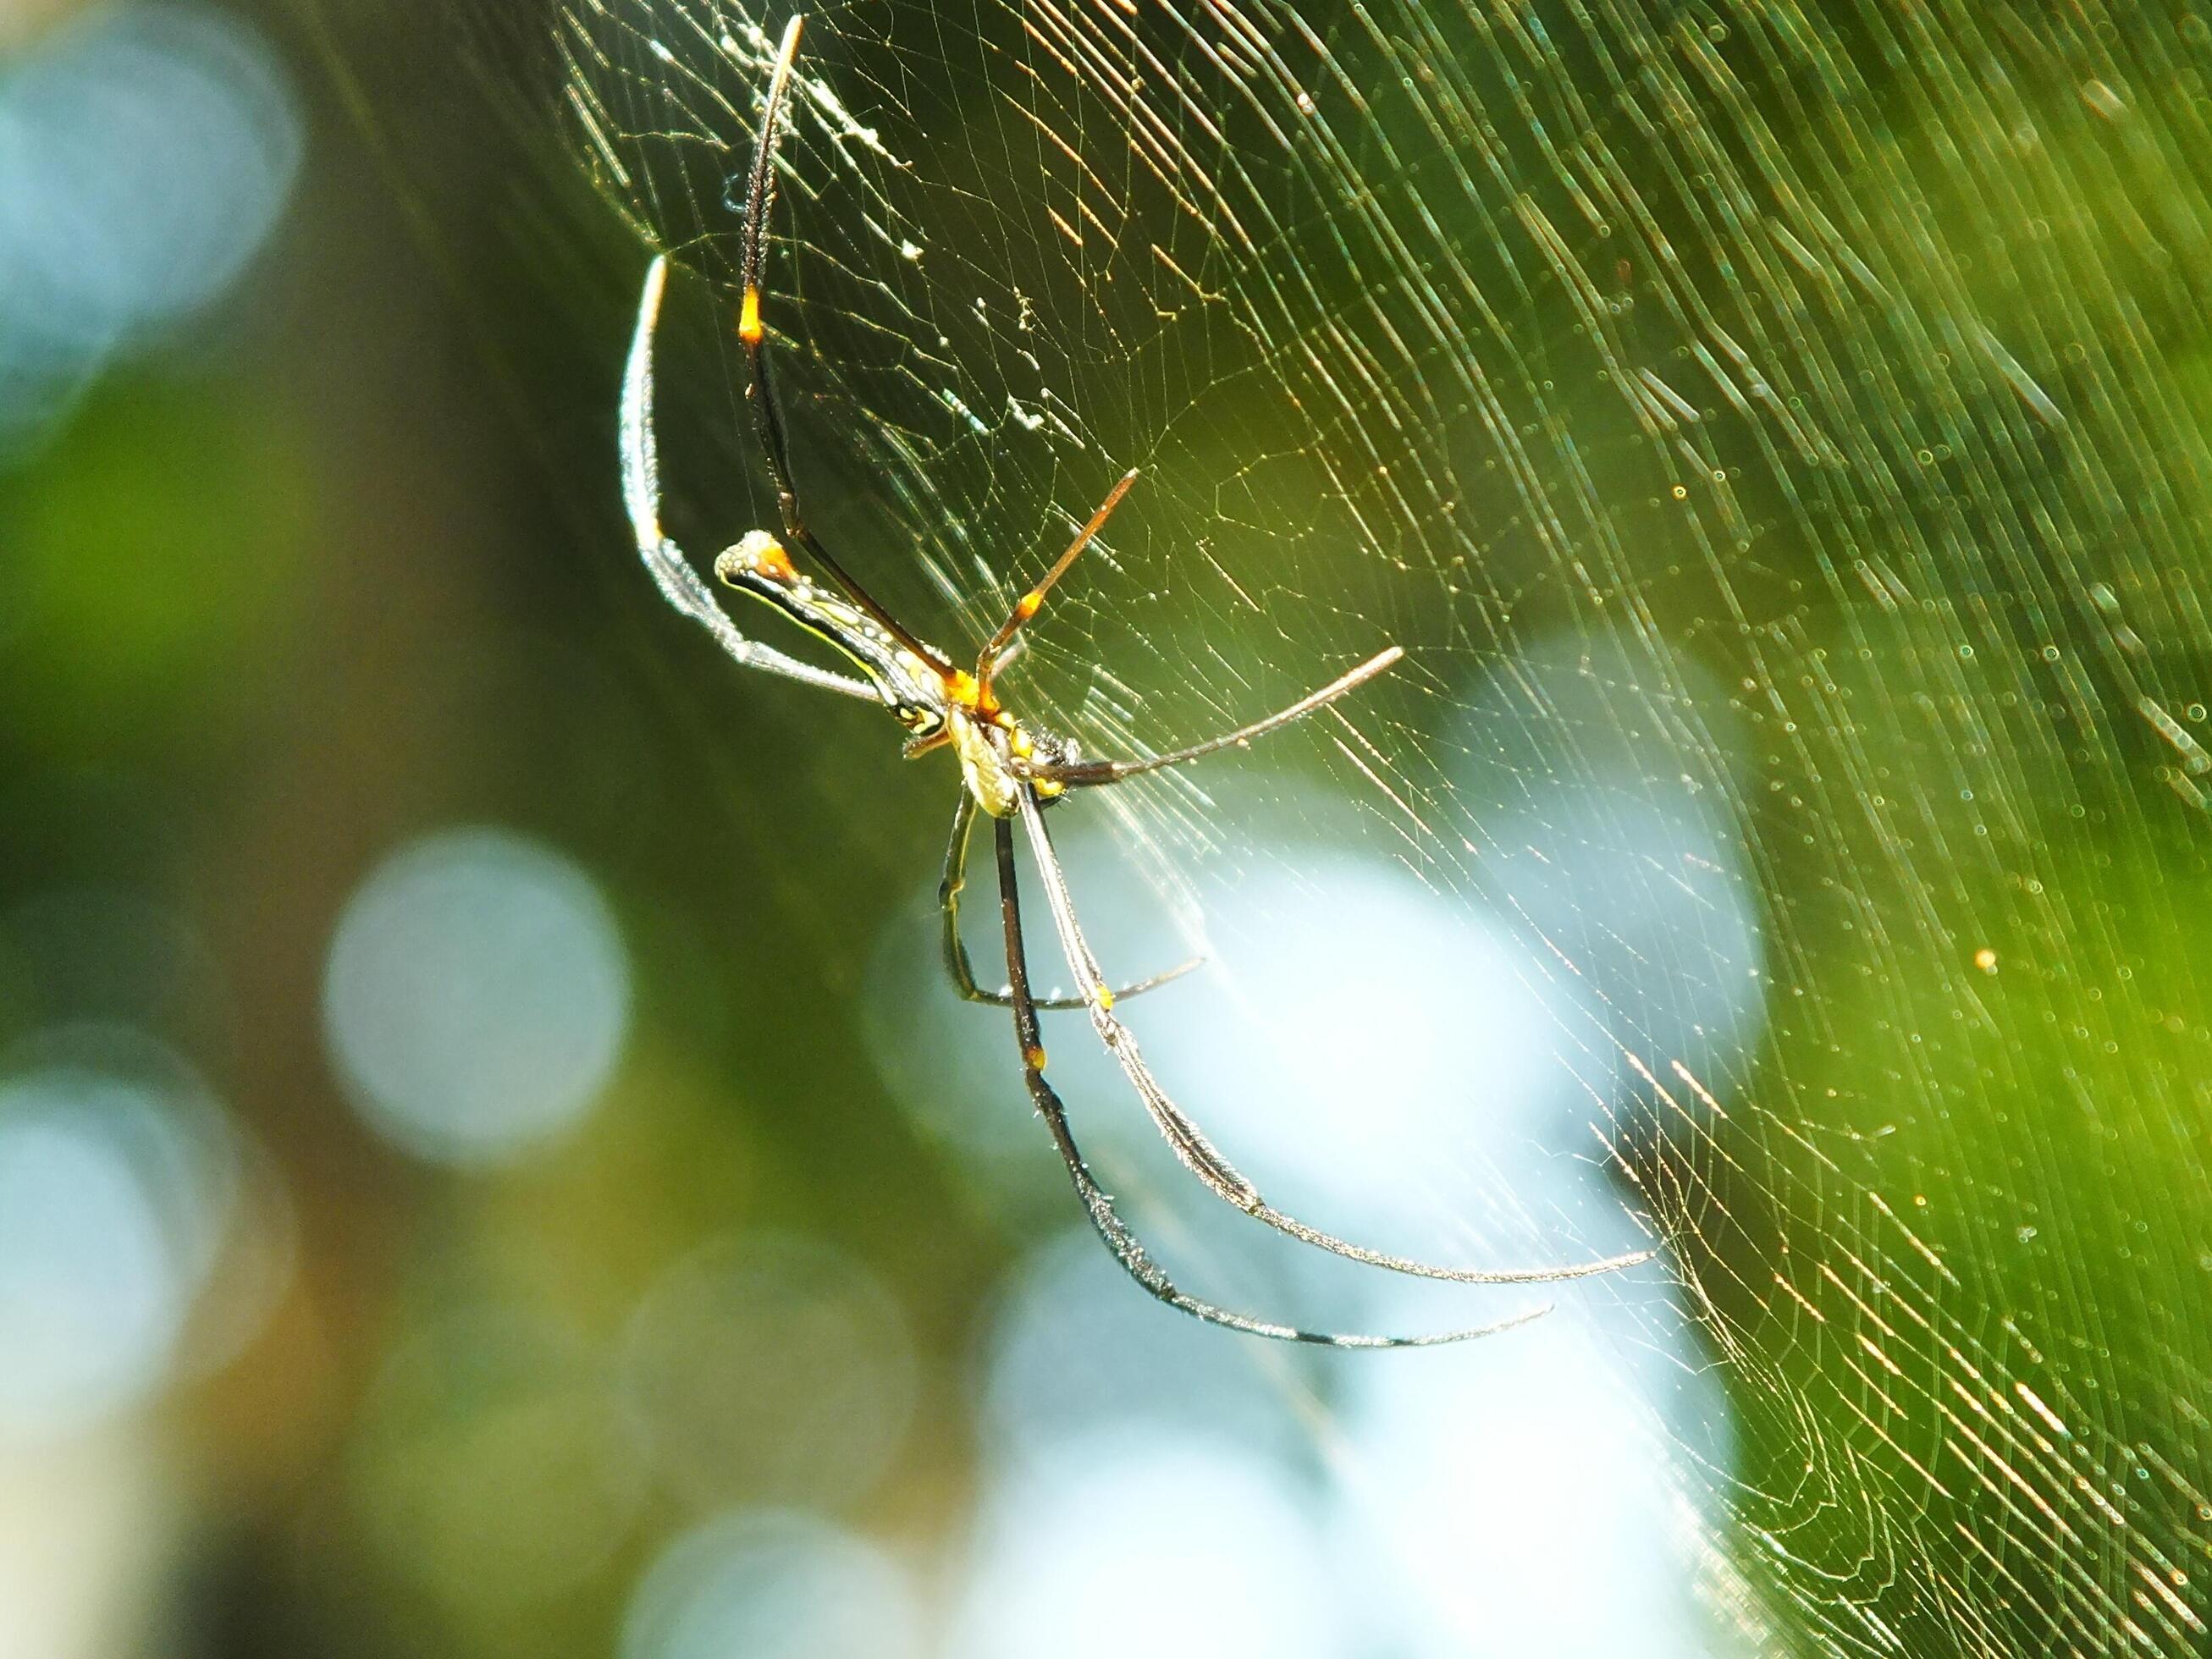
(544, 0, 2212, 1650)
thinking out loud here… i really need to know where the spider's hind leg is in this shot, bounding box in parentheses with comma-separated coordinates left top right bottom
(1012, 788, 1658, 1288)
(991, 812, 1544, 1348)
(939, 792, 1197, 1011)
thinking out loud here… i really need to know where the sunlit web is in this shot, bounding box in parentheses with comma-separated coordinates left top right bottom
(560, 0, 2212, 1651)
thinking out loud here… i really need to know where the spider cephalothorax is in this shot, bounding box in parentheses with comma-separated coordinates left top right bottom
(713, 529, 946, 736)
(617, 14, 1653, 1347)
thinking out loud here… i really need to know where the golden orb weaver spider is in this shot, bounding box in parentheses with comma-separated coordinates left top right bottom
(620, 14, 1652, 1346)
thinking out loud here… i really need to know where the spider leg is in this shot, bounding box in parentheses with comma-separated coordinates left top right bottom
(1026, 646, 1405, 786)
(623, 256, 876, 702)
(994, 814, 1546, 1348)
(1014, 789, 1658, 1286)
(941, 791, 1198, 1010)
(975, 468, 1139, 700)
(736, 16, 952, 677)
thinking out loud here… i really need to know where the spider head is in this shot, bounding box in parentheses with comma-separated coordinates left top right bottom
(713, 532, 952, 735)
(714, 529, 797, 590)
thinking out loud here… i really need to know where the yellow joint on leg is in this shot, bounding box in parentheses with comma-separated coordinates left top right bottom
(945, 669, 980, 708)
(738, 285, 764, 344)
(1095, 984, 1115, 1012)
(1025, 1044, 1048, 1073)
(1016, 590, 1044, 620)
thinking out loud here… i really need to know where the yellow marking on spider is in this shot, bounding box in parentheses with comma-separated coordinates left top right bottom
(946, 669, 981, 708)
(751, 537, 797, 581)
(1016, 590, 1044, 620)
(1025, 1044, 1048, 1072)
(738, 285, 764, 344)
(1095, 984, 1116, 1011)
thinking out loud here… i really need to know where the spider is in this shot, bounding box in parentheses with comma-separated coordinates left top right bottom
(618, 14, 1652, 1347)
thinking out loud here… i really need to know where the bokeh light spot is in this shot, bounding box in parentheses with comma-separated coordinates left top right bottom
(323, 828, 630, 1169)
(0, 3, 301, 446)
(351, 1307, 649, 1614)
(949, 1430, 1347, 1659)
(978, 1228, 1314, 1473)
(1332, 1304, 1742, 1657)
(0, 1055, 243, 1441)
(621, 1508, 923, 1659)
(619, 1234, 914, 1513)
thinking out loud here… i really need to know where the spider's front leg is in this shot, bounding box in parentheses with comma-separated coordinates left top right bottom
(1021, 647, 1406, 788)
(621, 256, 874, 703)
